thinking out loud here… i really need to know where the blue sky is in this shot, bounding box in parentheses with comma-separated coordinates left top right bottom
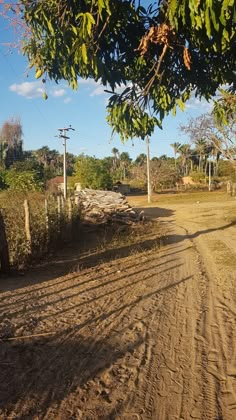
(0, 12, 213, 161)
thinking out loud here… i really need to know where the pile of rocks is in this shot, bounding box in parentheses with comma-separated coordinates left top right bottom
(75, 189, 144, 225)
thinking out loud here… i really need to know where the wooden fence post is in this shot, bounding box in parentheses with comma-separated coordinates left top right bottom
(0, 210, 10, 274)
(24, 199, 32, 253)
(60, 195, 65, 212)
(227, 181, 232, 194)
(45, 198, 49, 243)
(67, 198, 72, 223)
(57, 195, 61, 232)
(67, 198, 73, 239)
(232, 183, 236, 197)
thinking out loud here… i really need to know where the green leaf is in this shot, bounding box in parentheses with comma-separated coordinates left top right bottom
(47, 19, 55, 35)
(205, 7, 211, 38)
(85, 13, 95, 35)
(71, 26, 78, 36)
(210, 8, 219, 31)
(176, 98, 185, 111)
(98, 0, 105, 17)
(223, 28, 230, 42)
(81, 43, 88, 64)
(42, 92, 48, 100)
(169, 0, 177, 20)
(195, 15, 202, 29)
(35, 69, 43, 79)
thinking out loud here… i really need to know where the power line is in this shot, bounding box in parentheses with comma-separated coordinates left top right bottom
(55, 126, 75, 199)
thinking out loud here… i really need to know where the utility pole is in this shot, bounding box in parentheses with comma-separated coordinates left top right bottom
(208, 160, 211, 192)
(146, 136, 152, 204)
(56, 125, 75, 199)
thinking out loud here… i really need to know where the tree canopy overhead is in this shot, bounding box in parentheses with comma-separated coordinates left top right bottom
(2, 0, 236, 139)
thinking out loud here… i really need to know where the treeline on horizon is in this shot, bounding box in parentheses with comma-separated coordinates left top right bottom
(0, 117, 235, 194)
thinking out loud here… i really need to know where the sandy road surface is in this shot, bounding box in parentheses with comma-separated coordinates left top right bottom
(0, 199, 236, 419)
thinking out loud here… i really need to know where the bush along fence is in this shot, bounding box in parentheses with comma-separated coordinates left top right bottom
(0, 194, 80, 273)
(226, 181, 236, 196)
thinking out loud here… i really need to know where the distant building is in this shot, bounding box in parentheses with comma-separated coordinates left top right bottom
(113, 182, 130, 195)
(47, 176, 74, 194)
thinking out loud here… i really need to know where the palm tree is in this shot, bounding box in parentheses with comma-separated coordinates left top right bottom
(111, 147, 119, 169)
(179, 144, 191, 175)
(134, 153, 146, 166)
(170, 142, 181, 168)
(209, 138, 222, 176)
(34, 146, 51, 168)
(194, 138, 208, 172)
(119, 152, 131, 180)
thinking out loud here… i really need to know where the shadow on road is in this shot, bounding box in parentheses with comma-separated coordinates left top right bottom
(0, 270, 192, 419)
(136, 206, 175, 220)
(0, 207, 173, 292)
(163, 220, 236, 245)
(0, 332, 143, 418)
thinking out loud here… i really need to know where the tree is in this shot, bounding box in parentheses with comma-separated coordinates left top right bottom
(180, 113, 236, 167)
(33, 146, 51, 168)
(170, 142, 181, 168)
(0, 142, 8, 170)
(193, 139, 208, 172)
(12, 159, 44, 182)
(0, 118, 23, 168)
(151, 158, 180, 191)
(134, 153, 146, 166)
(2, 1, 235, 140)
(111, 148, 120, 170)
(75, 155, 112, 190)
(178, 144, 191, 176)
(65, 152, 76, 176)
(5, 168, 43, 192)
(119, 152, 131, 180)
(32, 146, 76, 179)
(213, 91, 236, 126)
(218, 160, 236, 181)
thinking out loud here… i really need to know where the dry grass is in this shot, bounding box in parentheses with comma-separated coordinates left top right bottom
(0, 192, 80, 270)
(128, 191, 234, 207)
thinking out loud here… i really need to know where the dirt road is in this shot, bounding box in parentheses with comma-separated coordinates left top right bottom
(0, 198, 236, 419)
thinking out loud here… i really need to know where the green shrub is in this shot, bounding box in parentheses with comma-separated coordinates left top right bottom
(5, 168, 43, 192)
(75, 155, 113, 190)
(218, 160, 236, 179)
(189, 171, 206, 183)
(0, 192, 80, 269)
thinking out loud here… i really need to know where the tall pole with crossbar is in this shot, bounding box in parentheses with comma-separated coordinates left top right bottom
(56, 126, 75, 199)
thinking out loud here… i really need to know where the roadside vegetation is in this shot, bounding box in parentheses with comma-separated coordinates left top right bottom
(0, 115, 235, 197)
(1, 116, 235, 273)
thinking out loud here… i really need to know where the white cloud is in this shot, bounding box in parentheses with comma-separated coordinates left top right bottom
(185, 97, 214, 112)
(9, 81, 69, 100)
(78, 78, 98, 86)
(77, 77, 130, 98)
(9, 81, 44, 99)
(51, 88, 66, 97)
(78, 78, 107, 96)
(90, 85, 106, 96)
(64, 97, 72, 104)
